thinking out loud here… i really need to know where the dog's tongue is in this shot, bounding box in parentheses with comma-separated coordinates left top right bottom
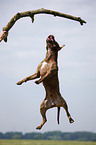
(50, 36, 53, 41)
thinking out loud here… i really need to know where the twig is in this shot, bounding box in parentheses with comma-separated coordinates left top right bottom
(0, 8, 86, 42)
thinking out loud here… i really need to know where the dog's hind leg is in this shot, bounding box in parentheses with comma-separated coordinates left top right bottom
(61, 96, 74, 123)
(36, 101, 47, 130)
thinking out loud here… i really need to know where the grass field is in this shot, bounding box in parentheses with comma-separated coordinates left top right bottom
(0, 140, 96, 145)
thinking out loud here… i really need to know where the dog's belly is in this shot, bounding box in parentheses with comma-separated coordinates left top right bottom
(44, 93, 65, 108)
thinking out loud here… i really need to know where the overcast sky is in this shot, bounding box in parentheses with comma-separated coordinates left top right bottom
(0, 0, 96, 133)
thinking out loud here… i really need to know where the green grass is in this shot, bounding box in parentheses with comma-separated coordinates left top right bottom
(0, 140, 96, 145)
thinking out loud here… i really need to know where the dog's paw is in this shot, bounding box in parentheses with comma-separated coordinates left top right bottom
(35, 80, 40, 85)
(69, 117, 74, 123)
(16, 81, 23, 85)
(36, 125, 42, 130)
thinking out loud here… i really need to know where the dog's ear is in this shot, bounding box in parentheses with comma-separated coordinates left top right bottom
(57, 45, 65, 51)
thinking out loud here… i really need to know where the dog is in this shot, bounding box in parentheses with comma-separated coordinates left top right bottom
(17, 35, 74, 129)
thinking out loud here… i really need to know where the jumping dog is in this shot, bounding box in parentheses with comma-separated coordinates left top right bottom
(17, 35, 74, 129)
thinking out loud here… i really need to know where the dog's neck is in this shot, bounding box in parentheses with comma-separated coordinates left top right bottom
(45, 47, 58, 63)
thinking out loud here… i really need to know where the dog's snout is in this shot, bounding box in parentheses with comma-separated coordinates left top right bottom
(46, 35, 55, 43)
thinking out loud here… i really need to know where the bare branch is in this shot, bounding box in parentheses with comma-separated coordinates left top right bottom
(0, 8, 86, 42)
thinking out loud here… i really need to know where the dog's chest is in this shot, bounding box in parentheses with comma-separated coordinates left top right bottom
(40, 61, 49, 76)
(41, 61, 48, 69)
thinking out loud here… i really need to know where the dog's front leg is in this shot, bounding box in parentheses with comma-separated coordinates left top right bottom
(35, 69, 57, 84)
(17, 71, 40, 85)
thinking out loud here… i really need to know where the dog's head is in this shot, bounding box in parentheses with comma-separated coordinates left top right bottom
(46, 35, 65, 51)
(46, 35, 55, 43)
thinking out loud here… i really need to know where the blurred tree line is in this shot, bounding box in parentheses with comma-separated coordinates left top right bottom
(0, 131, 96, 141)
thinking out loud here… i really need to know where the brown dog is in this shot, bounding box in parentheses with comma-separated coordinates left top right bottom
(17, 35, 74, 129)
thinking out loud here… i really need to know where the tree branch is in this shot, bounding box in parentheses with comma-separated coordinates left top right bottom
(0, 8, 86, 42)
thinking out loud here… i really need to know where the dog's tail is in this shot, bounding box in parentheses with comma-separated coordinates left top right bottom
(57, 107, 60, 124)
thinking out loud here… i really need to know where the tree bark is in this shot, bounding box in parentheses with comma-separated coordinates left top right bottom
(0, 8, 86, 42)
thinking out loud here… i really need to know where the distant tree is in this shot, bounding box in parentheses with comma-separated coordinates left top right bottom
(23, 133, 36, 139)
(0, 131, 96, 141)
(33, 133, 42, 140)
(0, 132, 4, 139)
(4, 132, 13, 139)
(12, 132, 22, 139)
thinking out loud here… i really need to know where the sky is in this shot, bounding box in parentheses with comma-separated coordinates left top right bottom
(0, 0, 96, 133)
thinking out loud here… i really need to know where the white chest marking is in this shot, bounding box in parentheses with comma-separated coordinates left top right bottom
(41, 61, 48, 69)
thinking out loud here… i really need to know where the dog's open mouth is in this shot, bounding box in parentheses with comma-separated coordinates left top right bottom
(46, 35, 54, 43)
